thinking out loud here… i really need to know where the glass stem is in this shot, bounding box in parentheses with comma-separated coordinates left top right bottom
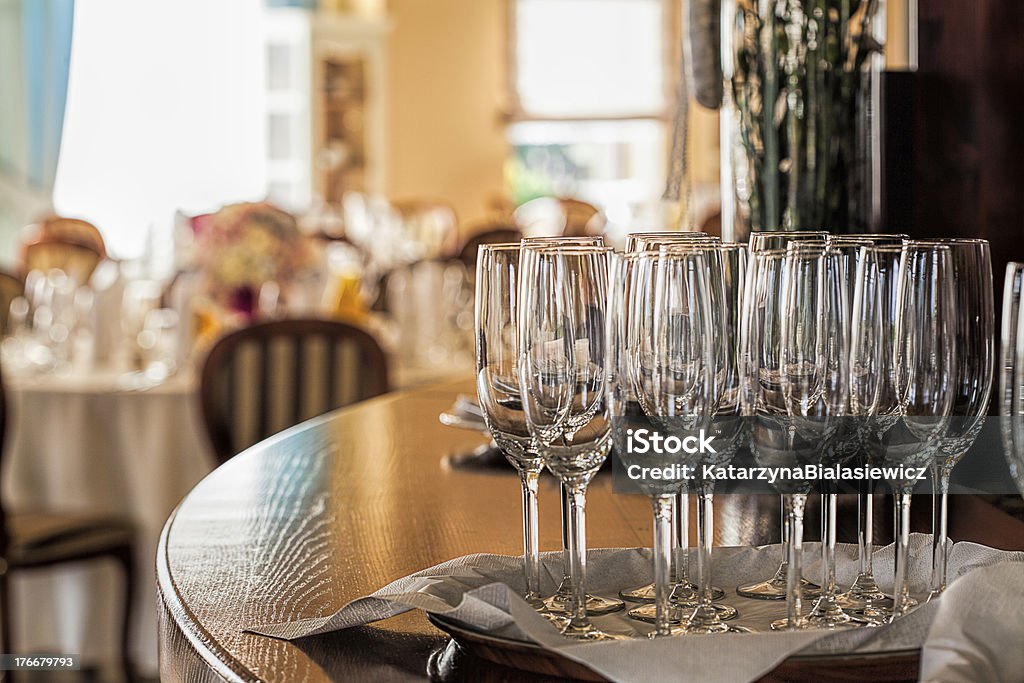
(668, 496, 678, 583)
(566, 483, 590, 629)
(697, 485, 715, 610)
(674, 488, 689, 585)
(930, 464, 950, 596)
(785, 493, 807, 629)
(779, 494, 790, 573)
(858, 478, 875, 576)
(821, 491, 837, 599)
(520, 468, 541, 602)
(893, 491, 913, 617)
(560, 482, 571, 588)
(651, 494, 674, 636)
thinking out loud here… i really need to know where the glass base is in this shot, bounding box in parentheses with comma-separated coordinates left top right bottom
(736, 563, 821, 600)
(770, 616, 808, 631)
(626, 601, 738, 624)
(834, 573, 893, 612)
(544, 589, 624, 616)
(559, 620, 628, 641)
(540, 612, 569, 629)
(620, 581, 725, 603)
(683, 621, 754, 635)
(804, 597, 864, 630)
(524, 592, 546, 611)
(862, 595, 919, 623)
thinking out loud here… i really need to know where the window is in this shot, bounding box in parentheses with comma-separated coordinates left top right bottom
(507, 0, 674, 212)
(52, 0, 268, 260)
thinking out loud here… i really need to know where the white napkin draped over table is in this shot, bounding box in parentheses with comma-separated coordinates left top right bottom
(246, 534, 1024, 682)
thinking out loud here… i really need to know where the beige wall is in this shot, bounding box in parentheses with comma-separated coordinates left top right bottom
(385, 0, 508, 231)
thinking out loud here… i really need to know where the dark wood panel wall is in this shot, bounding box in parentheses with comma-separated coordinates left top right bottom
(883, 2, 1024, 335)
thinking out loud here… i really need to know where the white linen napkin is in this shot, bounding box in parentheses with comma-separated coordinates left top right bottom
(246, 535, 1024, 683)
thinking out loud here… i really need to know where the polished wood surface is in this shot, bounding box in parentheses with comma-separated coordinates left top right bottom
(158, 380, 1024, 682)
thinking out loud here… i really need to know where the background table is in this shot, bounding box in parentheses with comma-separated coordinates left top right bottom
(3, 370, 215, 676)
(156, 380, 1024, 682)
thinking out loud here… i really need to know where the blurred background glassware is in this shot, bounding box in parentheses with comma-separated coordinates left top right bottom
(474, 243, 545, 609)
(737, 233, 826, 601)
(910, 240, 994, 600)
(137, 308, 179, 383)
(517, 245, 621, 640)
(120, 279, 163, 373)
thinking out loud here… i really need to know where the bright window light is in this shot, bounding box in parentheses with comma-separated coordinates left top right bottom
(53, 0, 268, 260)
(514, 0, 666, 117)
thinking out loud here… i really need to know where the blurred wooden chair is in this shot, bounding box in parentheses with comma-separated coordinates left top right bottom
(456, 224, 523, 269)
(38, 216, 107, 259)
(0, 371, 136, 681)
(200, 318, 391, 464)
(0, 271, 23, 335)
(392, 198, 459, 259)
(20, 238, 104, 285)
(513, 196, 605, 238)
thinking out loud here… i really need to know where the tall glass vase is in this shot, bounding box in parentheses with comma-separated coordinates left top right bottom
(720, 0, 885, 241)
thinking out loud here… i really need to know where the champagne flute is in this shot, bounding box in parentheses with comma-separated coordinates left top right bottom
(773, 245, 858, 630)
(829, 235, 908, 612)
(999, 264, 1024, 494)
(743, 248, 817, 629)
(737, 230, 827, 601)
(619, 231, 723, 604)
(608, 251, 689, 636)
(866, 243, 957, 621)
(911, 240, 994, 599)
(677, 243, 751, 633)
(518, 246, 621, 640)
(520, 237, 624, 617)
(625, 232, 712, 253)
(474, 243, 545, 608)
(999, 263, 1024, 417)
(623, 244, 748, 627)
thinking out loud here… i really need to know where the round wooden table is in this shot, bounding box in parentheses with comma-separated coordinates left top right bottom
(157, 380, 1024, 682)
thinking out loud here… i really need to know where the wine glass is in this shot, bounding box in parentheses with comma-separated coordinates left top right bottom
(474, 243, 545, 609)
(520, 237, 624, 618)
(623, 244, 748, 628)
(999, 263, 1024, 417)
(625, 232, 712, 253)
(910, 240, 993, 599)
(865, 243, 957, 621)
(676, 243, 751, 634)
(999, 263, 1024, 494)
(517, 245, 621, 640)
(619, 231, 720, 605)
(829, 235, 908, 612)
(773, 245, 858, 630)
(737, 231, 827, 601)
(608, 251, 690, 636)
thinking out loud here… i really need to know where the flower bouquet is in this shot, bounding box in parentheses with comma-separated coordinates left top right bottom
(194, 202, 312, 319)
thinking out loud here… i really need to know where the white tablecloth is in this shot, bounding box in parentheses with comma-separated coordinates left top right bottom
(2, 370, 214, 676)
